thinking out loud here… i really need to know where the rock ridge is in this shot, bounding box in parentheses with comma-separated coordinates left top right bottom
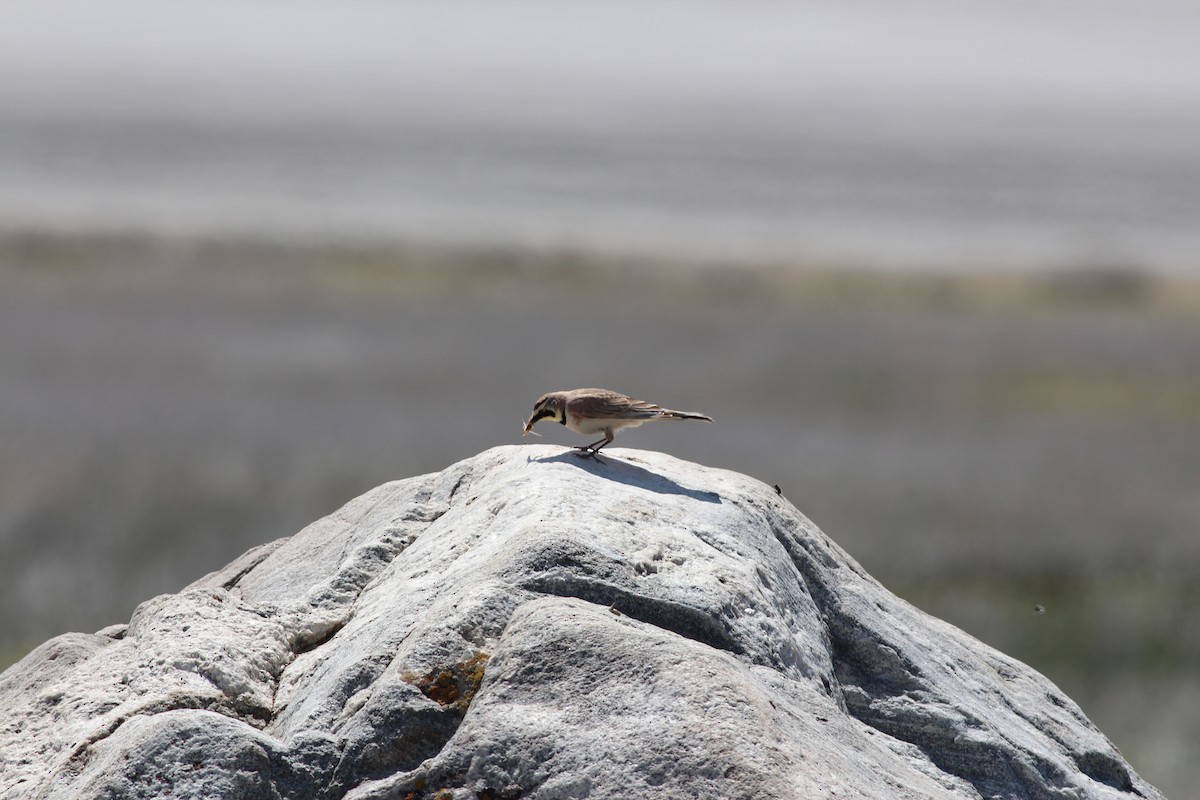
(0, 445, 1162, 799)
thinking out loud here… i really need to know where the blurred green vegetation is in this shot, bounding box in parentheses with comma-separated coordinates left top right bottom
(897, 570, 1200, 680)
(2, 231, 1197, 796)
(6, 229, 1200, 316)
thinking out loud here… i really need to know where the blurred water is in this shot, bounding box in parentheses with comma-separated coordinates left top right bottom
(3, 0, 1200, 274)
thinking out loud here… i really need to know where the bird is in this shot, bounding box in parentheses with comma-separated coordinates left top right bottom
(522, 388, 713, 457)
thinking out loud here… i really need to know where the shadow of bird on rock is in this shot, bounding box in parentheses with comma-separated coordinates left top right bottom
(530, 450, 722, 504)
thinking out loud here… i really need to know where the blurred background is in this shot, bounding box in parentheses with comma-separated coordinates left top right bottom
(2, 0, 1197, 794)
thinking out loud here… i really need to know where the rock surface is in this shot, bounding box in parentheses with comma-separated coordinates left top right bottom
(0, 446, 1162, 800)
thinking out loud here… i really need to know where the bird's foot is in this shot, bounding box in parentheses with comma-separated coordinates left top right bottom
(573, 446, 606, 463)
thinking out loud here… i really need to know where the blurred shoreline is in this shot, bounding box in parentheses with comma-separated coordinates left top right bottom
(6, 227, 1200, 315)
(5, 1, 1200, 278)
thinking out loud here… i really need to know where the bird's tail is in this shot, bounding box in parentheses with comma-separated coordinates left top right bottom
(661, 409, 714, 422)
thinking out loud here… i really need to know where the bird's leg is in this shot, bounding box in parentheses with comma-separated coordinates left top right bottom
(574, 439, 606, 458)
(574, 430, 614, 459)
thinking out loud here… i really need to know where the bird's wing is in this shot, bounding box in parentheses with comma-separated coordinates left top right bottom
(569, 392, 665, 420)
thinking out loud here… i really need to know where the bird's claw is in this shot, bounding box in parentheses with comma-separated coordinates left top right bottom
(573, 446, 605, 463)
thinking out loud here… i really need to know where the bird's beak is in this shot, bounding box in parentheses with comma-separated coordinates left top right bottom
(522, 416, 540, 435)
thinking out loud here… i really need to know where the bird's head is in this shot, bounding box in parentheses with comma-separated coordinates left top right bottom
(523, 392, 565, 434)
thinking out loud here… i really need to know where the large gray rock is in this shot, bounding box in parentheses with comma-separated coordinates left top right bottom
(0, 446, 1161, 800)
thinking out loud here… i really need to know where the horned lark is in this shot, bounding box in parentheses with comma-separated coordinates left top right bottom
(522, 388, 713, 456)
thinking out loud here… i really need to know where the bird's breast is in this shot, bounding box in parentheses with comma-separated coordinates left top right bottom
(565, 414, 606, 435)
